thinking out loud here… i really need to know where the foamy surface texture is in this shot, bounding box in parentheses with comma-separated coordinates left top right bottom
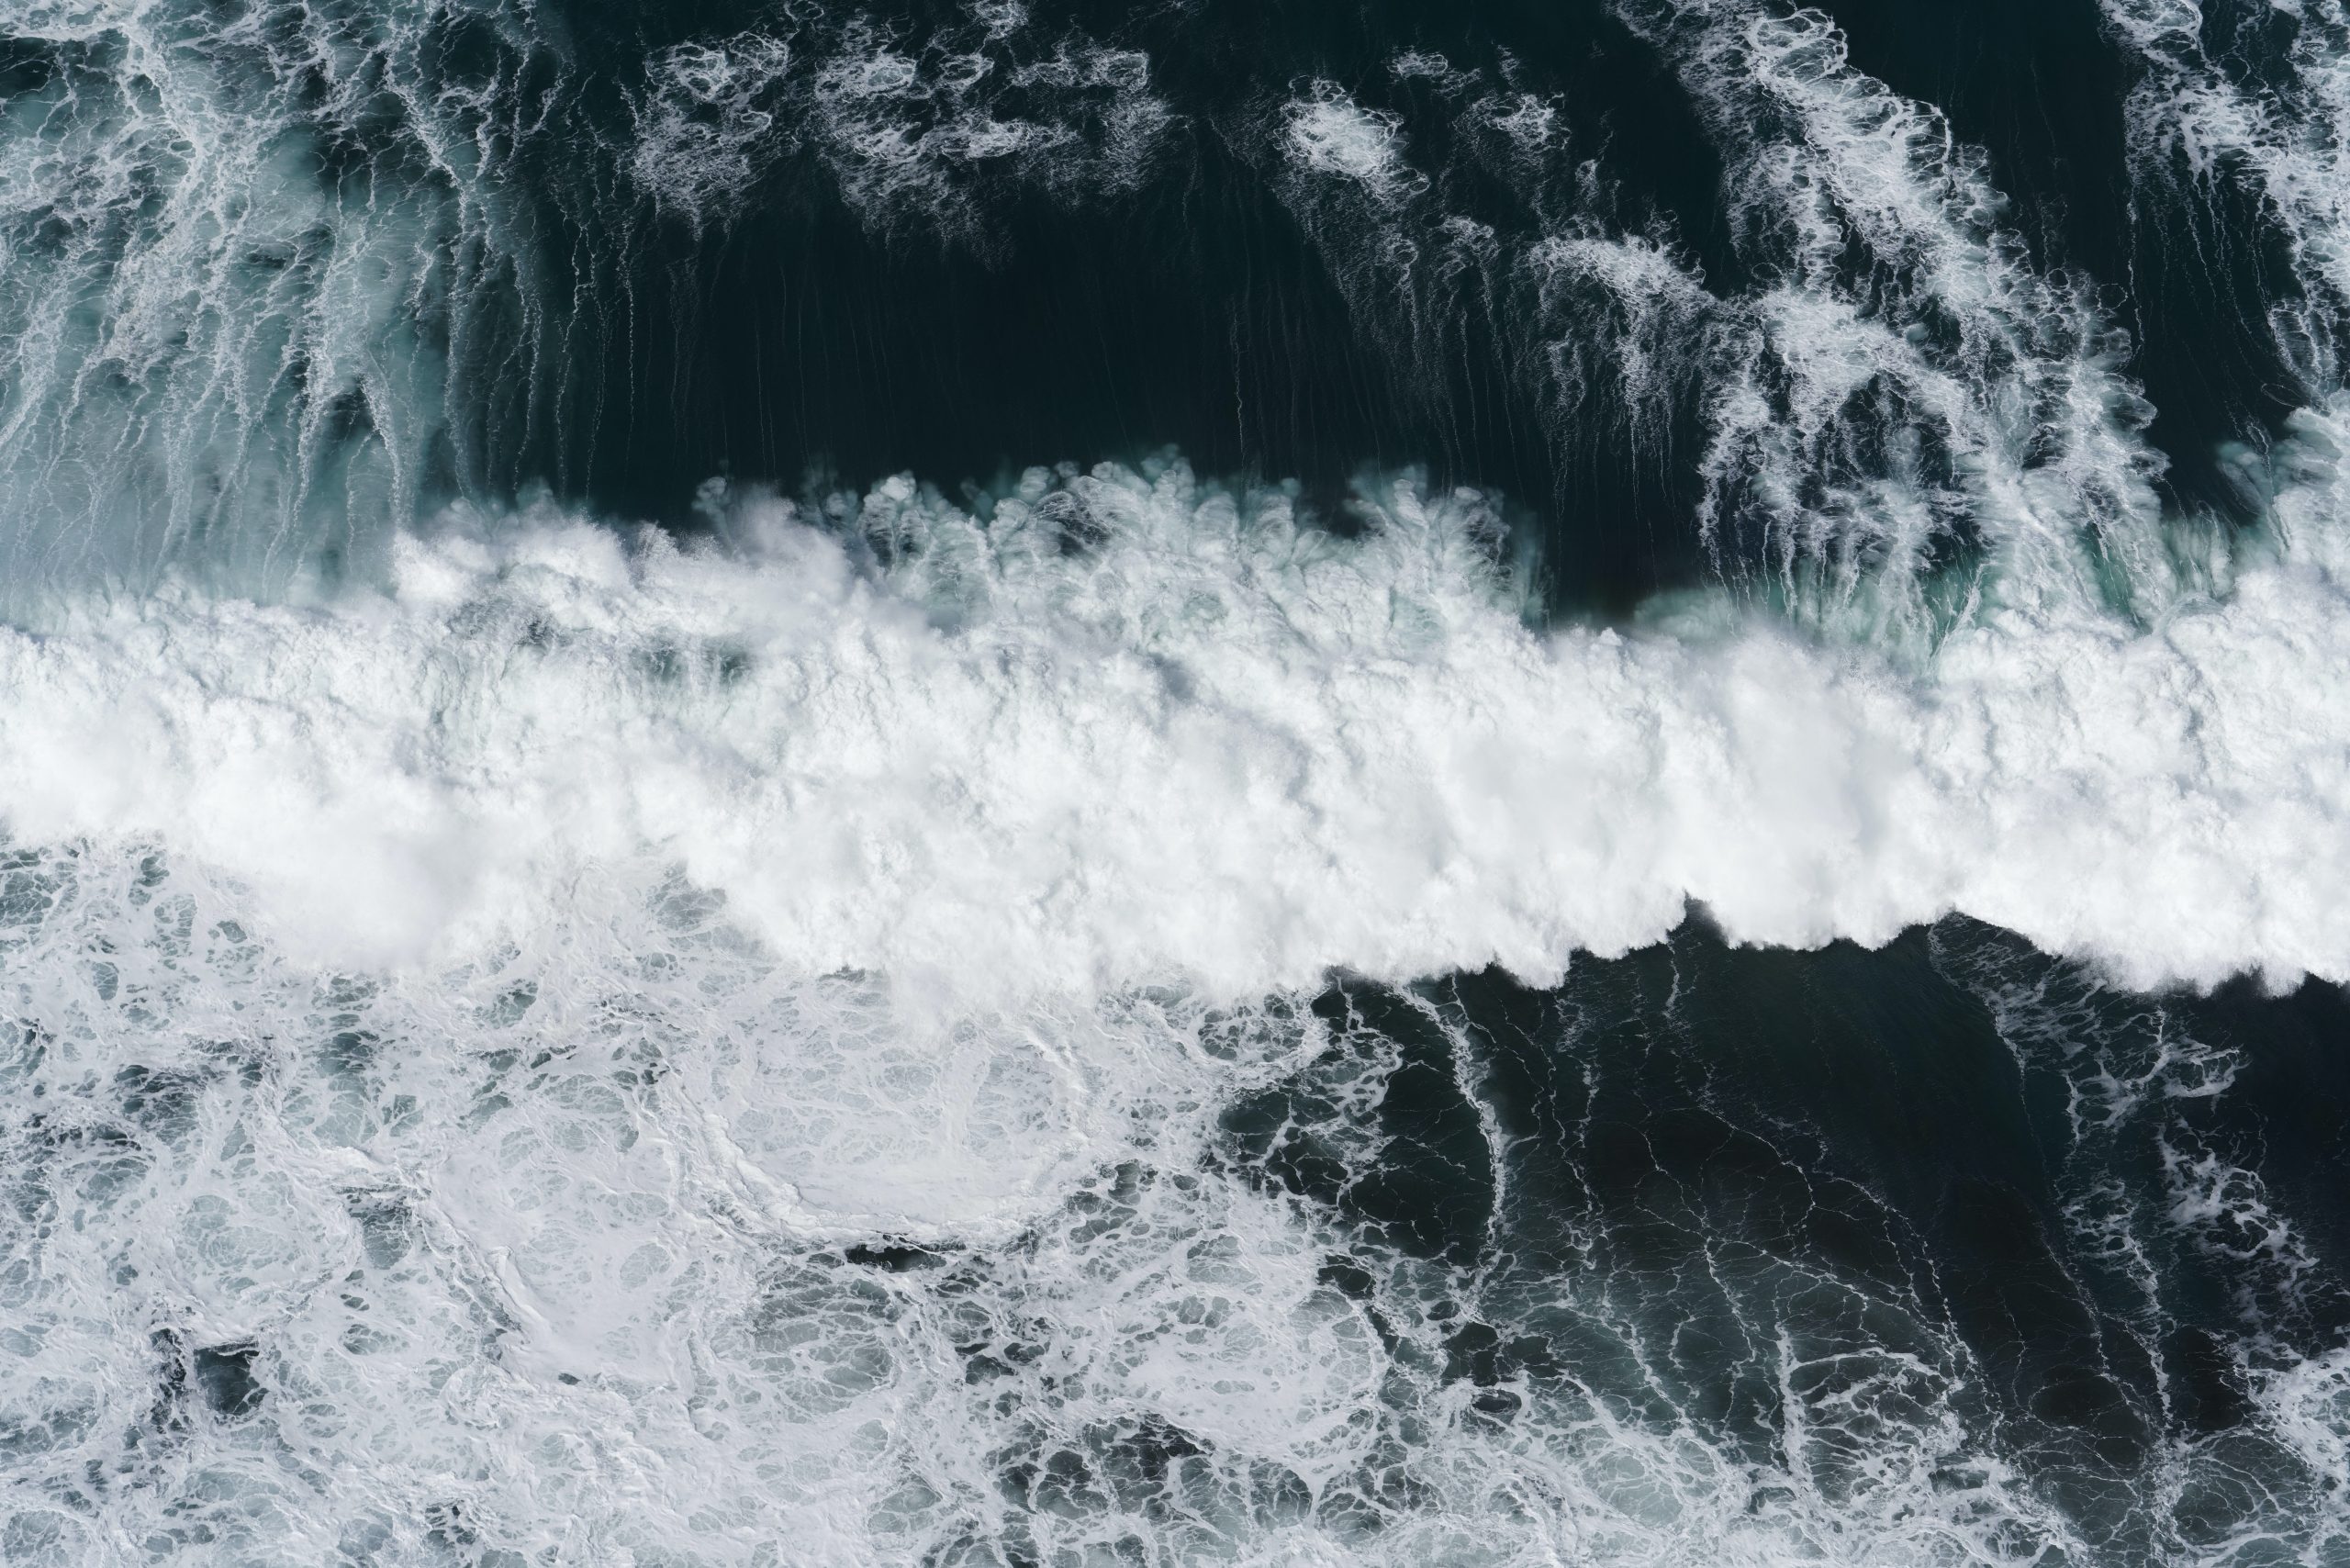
(7, 0, 2350, 1562)
(2, 450, 2347, 1561)
(6, 449, 2349, 995)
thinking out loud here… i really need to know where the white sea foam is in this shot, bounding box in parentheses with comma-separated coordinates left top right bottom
(1283, 87, 1425, 202)
(4, 452, 2346, 1560)
(1389, 50, 1479, 96)
(1252, 2, 2186, 634)
(1934, 925, 2350, 1556)
(0, 0, 527, 602)
(7, 6, 2350, 1561)
(0, 0, 1181, 614)
(628, 7, 1178, 239)
(2, 449, 2344, 1002)
(1617, 0, 2180, 624)
(631, 33, 800, 230)
(0, 877, 2121, 1566)
(2106, 0, 2350, 386)
(803, 17, 1172, 241)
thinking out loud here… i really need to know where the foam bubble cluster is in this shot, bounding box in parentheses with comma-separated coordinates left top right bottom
(2, 451, 2345, 996)
(2, 786, 2343, 1563)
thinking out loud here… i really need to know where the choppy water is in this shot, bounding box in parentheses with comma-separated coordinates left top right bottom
(2, 1, 2349, 1562)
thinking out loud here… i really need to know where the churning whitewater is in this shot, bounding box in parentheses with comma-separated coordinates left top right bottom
(6, 454, 2350, 995)
(5, 0, 2350, 1563)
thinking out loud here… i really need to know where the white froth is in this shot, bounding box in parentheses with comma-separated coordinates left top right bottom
(1, 454, 2344, 998)
(631, 34, 799, 230)
(1254, 1, 2188, 636)
(0, 890, 2056, 1565)
(0, 0, 515, 604)
(1284, 88, 1424, 201)
(2106, 0, 2350, 388)
(7, 5, 2350, 1562)
(1627, 0, 2180, 624)
(803, 17, 1173, 241)
(1389, 50, 1478, 95)
(2, 829, 2336, 1564)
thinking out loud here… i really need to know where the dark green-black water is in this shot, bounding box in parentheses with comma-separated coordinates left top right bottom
(1237, 919, 2350, 1560)
(6, 0, 2318, 615)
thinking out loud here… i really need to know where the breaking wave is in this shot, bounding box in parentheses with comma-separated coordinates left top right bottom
(3, 450, 2348, 994)
(6, 1, 2350, 1564)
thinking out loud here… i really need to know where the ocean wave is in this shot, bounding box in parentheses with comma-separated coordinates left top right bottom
(6, 6, 2350, 1562)
(1, 446, 2343, 996)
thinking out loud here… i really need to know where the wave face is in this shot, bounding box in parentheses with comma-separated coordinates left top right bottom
(5, 0, 2350, 1563)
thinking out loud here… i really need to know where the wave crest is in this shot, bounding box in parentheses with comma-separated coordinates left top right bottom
(3, 451, 2344, 995)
